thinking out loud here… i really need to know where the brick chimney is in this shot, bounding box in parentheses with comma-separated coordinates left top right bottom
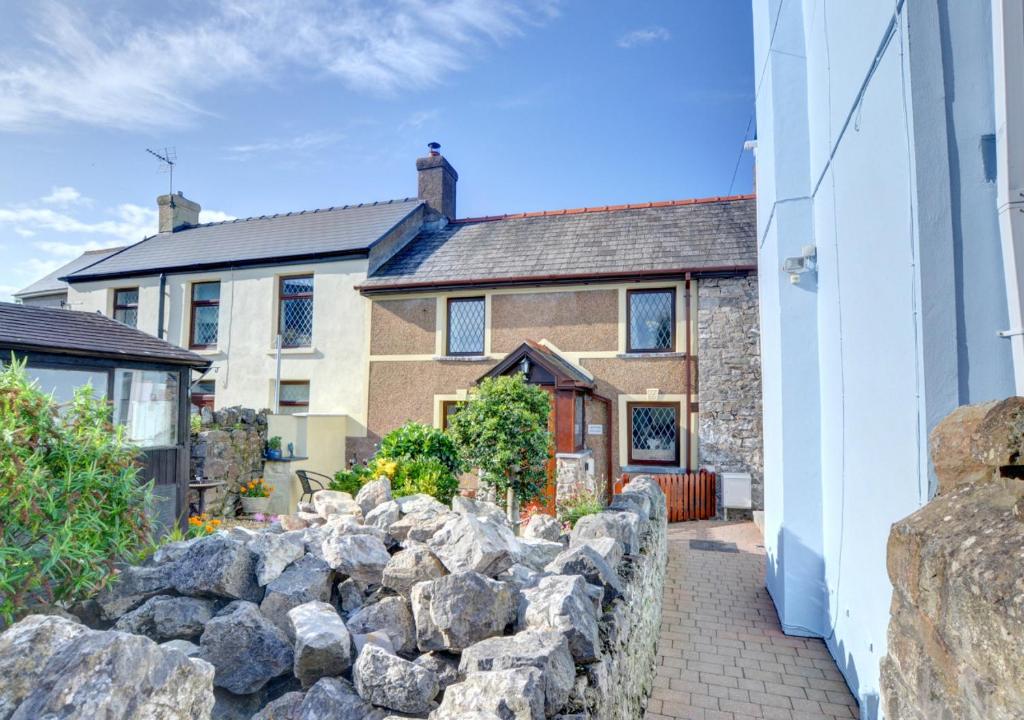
(157, 191, 201, 233)
(416, 142, 458, 222)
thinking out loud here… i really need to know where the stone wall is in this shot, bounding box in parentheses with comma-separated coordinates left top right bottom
(881, 398, 1024, 720)
(697, 275, 763, 510)
(190, 407, 267, 516)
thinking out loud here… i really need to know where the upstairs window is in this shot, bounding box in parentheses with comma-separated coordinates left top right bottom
(114, 288, 139, 328)
(278, 380, 310, 415)
(279, 275, 314, 348)
(189, 281, 220, 349)
(627, 288, 675, 353)
(447, 297, 485, 355)
(627, 401, 679, 466)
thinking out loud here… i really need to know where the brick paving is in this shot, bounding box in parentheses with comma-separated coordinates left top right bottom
(645, 521, 859, 720)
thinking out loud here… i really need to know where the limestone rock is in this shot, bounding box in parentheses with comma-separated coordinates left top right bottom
(161, 638, 202, 657)
(452, 496, 508, 526)
(297, 677, 386, 720)
(382, 546, 448, 598)
(173, 534, 263, 603)
(608, 491, 650, 523)
(365, 500, 400, 531)
(570, 510, 640, 555)
(519, 574, 601, 663)
(259, 554, 334, 637)
(352, 630, 396, 656)
(251, 691, 305, 720)
(353, 644, 439, 714)
(321, 533, 390, 585)
(337, 577, 365, 615)
(522, 513, 563, 541)
(395, 493, 447, 516)
(496, 563, 548, 591)
(459, 630, 575, 715)
(545, 544, 623, 602)
(574, 536, 623, 569)
(620, 476, 667, 520)
(414, 651, 462, 693)
(199, 601, 293, 695)
(514, 536, 564, 572)
(428, 514, 517, 577)
(249, 531, 306, 586)
(114, 594, 216, 641)
(970, 396, 1024, 469)
(279, 515, 309, 532)
(0, 614, 215, 720)
(312, 490, 363, 520)
(95, 562, 177, 620)
(434, 667, 546, 720)
(346, 596, 416, 655)
(356, 477, 392, 516)
(154, 538, 197, 565)
(411, 571, 516, 652)
(288, 601, 352, 688)
(296, 511, 325, 527)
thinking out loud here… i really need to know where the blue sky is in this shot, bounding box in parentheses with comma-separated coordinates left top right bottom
(0, 0, 754, 301)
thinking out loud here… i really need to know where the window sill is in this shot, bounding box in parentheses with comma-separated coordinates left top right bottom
(266, 347, 319, 357)
(616, 351, 688, 359)
(433, 355, 491, 362)
(191, 348, 225, 357)
(621, 464, 687, 474)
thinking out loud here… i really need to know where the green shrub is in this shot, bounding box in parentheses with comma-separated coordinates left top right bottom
(391, 457, 460, 505)
(557, 490, 603, 529)
(378, 422, 462, 476)
(0, 358, 152, 623)
(331, 464, 373, 496)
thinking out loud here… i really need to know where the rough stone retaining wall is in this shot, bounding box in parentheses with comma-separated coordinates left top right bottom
(697, 275, 763, 510)
(190, 407, 267, 515)
(881, 398, 1024, 720)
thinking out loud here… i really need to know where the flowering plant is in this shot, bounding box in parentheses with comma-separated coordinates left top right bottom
(187, 513, 222, 536)
(239, 478, 271, 498)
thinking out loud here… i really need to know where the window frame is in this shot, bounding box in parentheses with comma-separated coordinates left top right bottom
(626, 287, 676, 353)
(573, 393, 585, 452)
(441, 399, 464, 430)
(113, 287, 139, 328)
(191, 379, 215, 411)
(278, 274, 314, 348)
(626, 400, 681, 467)
(188, 281, 221, 349)
(445, 296, 486, 356)
(278, 380, 310, 413)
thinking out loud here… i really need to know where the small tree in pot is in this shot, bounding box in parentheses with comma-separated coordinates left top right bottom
(447, 374, 551, 532)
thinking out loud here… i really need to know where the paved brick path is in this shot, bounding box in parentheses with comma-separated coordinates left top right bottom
(644, 521, 859, 720)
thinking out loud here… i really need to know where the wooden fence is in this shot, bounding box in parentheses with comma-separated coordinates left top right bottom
(614, 470, 718, 523)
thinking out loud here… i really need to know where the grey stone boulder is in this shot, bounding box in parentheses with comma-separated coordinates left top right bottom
(620, 476, 666, 520)
(609, 491, 651, 523)
(496, 563, 548, 591)
(297, 677, 386, 720)
(312, 490, 363, 520)
(574, 535, 623, 570)
(173, 534, 263, 603)
(295, 511, 325, 527)
(522, 513, 563, 541)
(153, 538, 197, 565)
(518, 574, 601, 663)
(114, 594, 216, 641)
(352, 630, 396, 656)
(434, 667, 546, 720)
(199, 601, 294, 695)
(452, 496, 508, 526)
(0, 614, 215, 720)
(259, 554, 334, 637)
(545, 544, 623, 602)
(355, 477, 392, 516)
(251, 691, 304, 720)
(249, 531, 306, 586)
(411, 571, 516, 652)
(324, 514, 389, 543)
(337, 577, 365, 615)
(321, 533, 390, 585)
(459, 630, 574, 715)
(414, 651, 462, 693)
(365, 500, 400, 531)
(570, 510, 641, 555)
(428, 514, 517, 577)
(161, 638, 202, 657)
(395, 493, 448, 516)
(95, 562, 177, 620)
(382, 546, 448, 598)
(279, 515, 309, 532)
(288, 601, 352, 688)
(514, 536, 564, 572)
(354, 644, 439, 714)
(346, 596, 416, 655)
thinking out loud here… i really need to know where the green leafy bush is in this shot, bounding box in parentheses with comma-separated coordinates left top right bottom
(0, 358, 152, 623)
(378, 422, 462, 476)
(331, 464, 373, 495)
(557, 490, 603, 529)
(391, 456, 460, 505)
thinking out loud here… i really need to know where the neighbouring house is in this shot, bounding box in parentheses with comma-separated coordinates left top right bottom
(0, 302, 210, 529)
(752, 0, 1023, 715)
(12, 246, 124, 307)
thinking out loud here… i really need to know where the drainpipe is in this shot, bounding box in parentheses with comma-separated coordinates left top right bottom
(992, 0, 1024, 393)
(684, 273, 693, 471)
(157, 273, 167, 339)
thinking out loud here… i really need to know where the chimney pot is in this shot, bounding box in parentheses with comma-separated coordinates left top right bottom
(157, 192, 201, 233)
(416, 144, 458, 221)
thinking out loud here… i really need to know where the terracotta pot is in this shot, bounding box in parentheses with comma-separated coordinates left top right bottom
(241, 496, 270, 515)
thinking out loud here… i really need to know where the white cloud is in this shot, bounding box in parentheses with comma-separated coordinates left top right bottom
(399, 109, 440, 131)
(199, 210, 237, 224)
(0, 0, 559, 131)
(41, 185, 88, 206)
(226, 131, 343, 158)
(617, 27, 671, 49)
(14, 227, 35, 237)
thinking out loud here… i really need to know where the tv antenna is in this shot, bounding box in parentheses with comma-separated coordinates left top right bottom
(146, 147, 177, 196)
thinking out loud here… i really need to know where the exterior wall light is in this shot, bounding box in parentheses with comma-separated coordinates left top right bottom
(782, 245, 817, 285)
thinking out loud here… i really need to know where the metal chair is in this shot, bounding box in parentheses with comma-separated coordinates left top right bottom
(296, 470, 332, 504)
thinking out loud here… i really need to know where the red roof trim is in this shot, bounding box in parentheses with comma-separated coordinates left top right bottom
(451, 193, 756, 225)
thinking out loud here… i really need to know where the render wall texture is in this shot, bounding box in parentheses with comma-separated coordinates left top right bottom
(370, 298, 437, 356)
(697, 275, 763, 509)
(490, 289, 619, 353)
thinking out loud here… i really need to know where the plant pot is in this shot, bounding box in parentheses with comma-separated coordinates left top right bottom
(266, 449, 282, 460)
(241, 496, 270, 515)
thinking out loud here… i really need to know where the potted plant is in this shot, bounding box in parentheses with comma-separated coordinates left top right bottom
(266, 436, 283, 460)
(240, 478, 272, 515)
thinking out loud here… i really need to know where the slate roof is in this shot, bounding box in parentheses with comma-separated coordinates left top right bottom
(14, 247, 125, 299)
(0, 302, 210, 366)
(66, 199, 423, 281)
(358, 195, 756, 292)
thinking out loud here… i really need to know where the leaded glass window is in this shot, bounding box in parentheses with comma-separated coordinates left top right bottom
(189, 281, 220, 348)
(114, 288, 139, 328)
(627, 288, 675, 352)
(279, 275, 313, 348)
(627, 402, 679, 465)
(279, 381, 310, 414)
(447, 297, 485, 355)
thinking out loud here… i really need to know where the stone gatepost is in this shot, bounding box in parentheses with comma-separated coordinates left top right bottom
(881, 398, 1024, 720)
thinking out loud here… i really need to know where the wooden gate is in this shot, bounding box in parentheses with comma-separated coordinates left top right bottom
(614, 471, 717, 522)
